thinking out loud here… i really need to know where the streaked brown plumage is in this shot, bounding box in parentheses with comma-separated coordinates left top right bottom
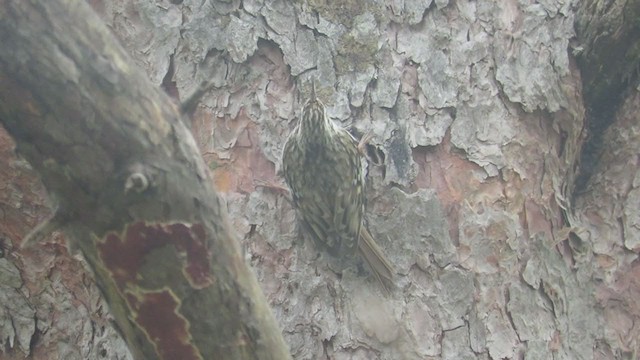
(282, 83, 394, 291)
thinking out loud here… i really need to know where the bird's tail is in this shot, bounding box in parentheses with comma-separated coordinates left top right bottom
(358, 227, 395, 293)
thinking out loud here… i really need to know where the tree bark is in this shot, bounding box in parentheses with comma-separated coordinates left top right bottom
(0, 1, 290, 360)
(2, 0, 640, 359)
(572, 1, 640, 357)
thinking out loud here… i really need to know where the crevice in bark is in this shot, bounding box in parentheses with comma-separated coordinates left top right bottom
(573, 106, 617, 195)
(161, 53, 179, 101)
(573, 0, 640, 196)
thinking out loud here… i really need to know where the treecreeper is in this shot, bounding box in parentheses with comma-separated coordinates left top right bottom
(282, 82, 395, 292)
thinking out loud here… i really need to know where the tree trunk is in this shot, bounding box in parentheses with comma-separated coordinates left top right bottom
(1, 0, 639, 359)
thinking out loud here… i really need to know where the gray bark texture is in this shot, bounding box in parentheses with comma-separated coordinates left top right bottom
(0, 0, 638, 359)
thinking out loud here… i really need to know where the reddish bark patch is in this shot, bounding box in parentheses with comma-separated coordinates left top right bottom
(178, 223, 214, 289)
(198, 110, 279, 195)
(127, 290, 203, 360)
(97, 222, 213, 289)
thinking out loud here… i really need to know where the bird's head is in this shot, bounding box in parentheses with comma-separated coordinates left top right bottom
(301, 80, 325, 122)
(298, 80, 336, 139)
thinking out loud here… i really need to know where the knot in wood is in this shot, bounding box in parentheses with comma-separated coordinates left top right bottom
(125, 172, 149, 193)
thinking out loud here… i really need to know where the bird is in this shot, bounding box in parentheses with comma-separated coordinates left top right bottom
(281, 81, 394, 292)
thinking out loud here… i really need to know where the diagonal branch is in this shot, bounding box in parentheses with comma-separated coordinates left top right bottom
(0, 1, 291, 359)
